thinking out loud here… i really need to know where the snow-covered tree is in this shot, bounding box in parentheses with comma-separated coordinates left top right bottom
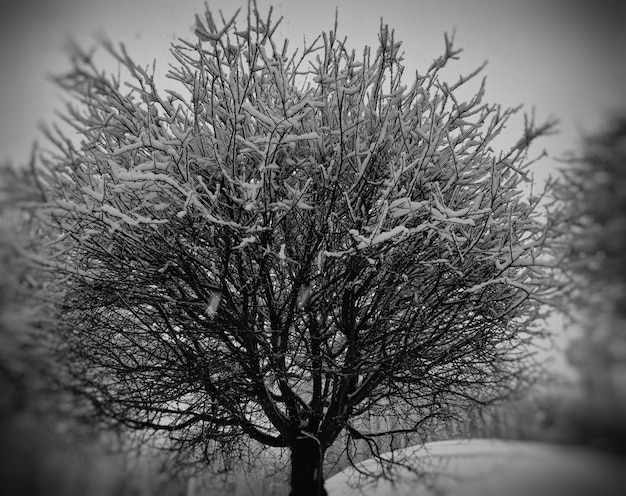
(23, 4, 563, 495)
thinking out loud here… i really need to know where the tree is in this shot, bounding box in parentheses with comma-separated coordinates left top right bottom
(0, 157, 65, 425)
(554, 117, 626, 452)
(23, 4, 563, 494)
(556, 117, 626, 309)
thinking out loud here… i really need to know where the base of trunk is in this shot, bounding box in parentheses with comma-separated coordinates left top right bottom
(289, 436, 327, 496)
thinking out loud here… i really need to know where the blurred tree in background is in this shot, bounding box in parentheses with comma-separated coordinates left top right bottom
(556, 116, 626, 453)
(558, 118, 626, 304)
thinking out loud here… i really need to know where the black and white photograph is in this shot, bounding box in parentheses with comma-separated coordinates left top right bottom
(1, 1, 625, 495)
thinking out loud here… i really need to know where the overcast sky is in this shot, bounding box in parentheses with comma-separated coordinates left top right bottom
(1, 0, 625, 177)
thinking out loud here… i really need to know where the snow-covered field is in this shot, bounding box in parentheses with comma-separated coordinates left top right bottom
(326, 439, 625, 496)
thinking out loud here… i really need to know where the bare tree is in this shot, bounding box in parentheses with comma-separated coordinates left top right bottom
(22, 4, 563, 494)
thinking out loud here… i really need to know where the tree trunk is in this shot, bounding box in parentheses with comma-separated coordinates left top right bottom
(289, 436, 327, 496)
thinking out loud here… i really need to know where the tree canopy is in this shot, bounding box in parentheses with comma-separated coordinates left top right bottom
(21, 4, 563, 495)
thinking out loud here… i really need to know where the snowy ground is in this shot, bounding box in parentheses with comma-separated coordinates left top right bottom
(326, 439, 625, 496)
